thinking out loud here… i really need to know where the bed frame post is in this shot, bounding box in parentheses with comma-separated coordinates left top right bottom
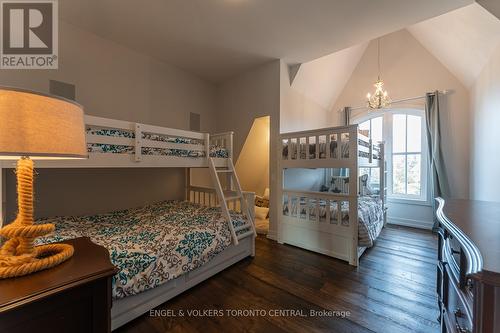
(277, 137, 283, 244)
(227, 132, 234, 190)
(134, 123, 143, 162)
(204, 133, 210, 159)
(369, 138, 373, 164)
(350, 125, 359, 267)
(242, 191, 256, 257)
(380, 142, 387, 226)
(185, 168, 191, 202)
(227, 132, 234, 160)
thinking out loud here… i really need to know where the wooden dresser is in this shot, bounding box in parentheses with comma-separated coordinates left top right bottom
(0, 237, 117, 333)
(436, 198, 500, 333)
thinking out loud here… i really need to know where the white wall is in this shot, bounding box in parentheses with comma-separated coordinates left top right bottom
(331, 29, 471, 228)
(235, 116, 270, 197)
(4, 168, 185, 221)
(283, 168, 326, 192)
(280, 86, 330, 133)
(216, 61, 280, 160)
(470, 43, 500, 202)
(0, 21, 217, 131)
(1, 20, 218, 219)
(280, 64, 330, 133)
(216, 61, 281, 239)
(289, 42, 368, 114)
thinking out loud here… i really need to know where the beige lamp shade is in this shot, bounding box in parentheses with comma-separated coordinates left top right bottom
(0, 87, 87, 159)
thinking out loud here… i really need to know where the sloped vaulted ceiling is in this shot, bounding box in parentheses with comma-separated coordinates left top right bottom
(290, 2, 500, 111)
(290, 42, 368, 110)
(408, 3, 500, 88)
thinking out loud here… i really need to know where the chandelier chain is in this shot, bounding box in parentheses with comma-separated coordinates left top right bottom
(366, 37, 391, 109)
(377, 38, 380, 80)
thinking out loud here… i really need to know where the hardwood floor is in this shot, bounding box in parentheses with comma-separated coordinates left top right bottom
(117, 225, 439, 333)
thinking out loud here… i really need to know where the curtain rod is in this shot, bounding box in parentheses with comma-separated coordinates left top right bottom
(345, 90, 449, 112)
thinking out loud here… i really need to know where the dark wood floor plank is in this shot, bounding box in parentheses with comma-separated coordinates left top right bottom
(360, 253, 436, 286)
(259, 245, 438, 302)
(320, 281, 439, 331)
(243, 262, 416, 333)
(374, 238, 438, 260)
(255, 242, 438, 310)
(377, 229, 438, 251)
(364, 247, 437, 272)
(117, 225, 439, 333)
(217, 269, 374, 333)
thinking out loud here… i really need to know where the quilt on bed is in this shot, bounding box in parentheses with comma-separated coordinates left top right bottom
(86, 127, 229, 158)
(357, 197, 384, 247)
(283, 196, 384, 247)
(35, 200, 250, 299)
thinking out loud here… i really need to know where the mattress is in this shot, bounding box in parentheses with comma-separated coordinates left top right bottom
(283, 196, 384, 247)
(87, 127, 229, 158)
(35, 200, 250, 299)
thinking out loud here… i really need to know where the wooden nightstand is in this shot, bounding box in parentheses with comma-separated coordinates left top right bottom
(0, 237, 117, 333)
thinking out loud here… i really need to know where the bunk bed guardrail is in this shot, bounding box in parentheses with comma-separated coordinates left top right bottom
(0, 115, 234, 169)
(187, 185, 255, 222)
(280, 124, 381, 168)
(278, 124, 385, 266)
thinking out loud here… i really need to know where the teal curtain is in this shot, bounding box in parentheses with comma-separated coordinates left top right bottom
(425, 91, 450, 230)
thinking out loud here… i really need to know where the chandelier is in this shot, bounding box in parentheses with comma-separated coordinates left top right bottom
(367, 38, 391, 109)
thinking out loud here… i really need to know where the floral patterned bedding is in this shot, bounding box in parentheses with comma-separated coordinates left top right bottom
(86, 127, 229, 158)
(35, 200, 250, 299)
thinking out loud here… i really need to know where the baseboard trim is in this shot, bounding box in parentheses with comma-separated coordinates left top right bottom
(387, 217, 433, 230)
(266, 230, 277, 241)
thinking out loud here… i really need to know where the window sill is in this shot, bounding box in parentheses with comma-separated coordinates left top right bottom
(387, 197, 431, 207)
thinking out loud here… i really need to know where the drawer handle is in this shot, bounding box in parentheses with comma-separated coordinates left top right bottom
(454, 309, 471, 333)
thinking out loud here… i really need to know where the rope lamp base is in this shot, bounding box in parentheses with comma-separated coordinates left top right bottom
(0, 158, 74, 279)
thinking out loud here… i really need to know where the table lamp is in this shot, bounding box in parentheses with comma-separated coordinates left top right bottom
(0, 87, 87, 278)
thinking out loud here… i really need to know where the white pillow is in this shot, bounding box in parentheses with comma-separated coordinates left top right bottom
(255, 205, 269, 219)
(263, 188, 270, 200)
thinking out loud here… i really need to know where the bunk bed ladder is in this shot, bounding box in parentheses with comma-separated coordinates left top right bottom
(208, 157, 256, 245)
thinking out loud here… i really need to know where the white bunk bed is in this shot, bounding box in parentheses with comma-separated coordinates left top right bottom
(0, 115, 256, 330)
(278, 124, 386, 266)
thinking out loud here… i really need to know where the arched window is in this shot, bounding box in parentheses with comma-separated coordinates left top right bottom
(354, 109, 428, 203)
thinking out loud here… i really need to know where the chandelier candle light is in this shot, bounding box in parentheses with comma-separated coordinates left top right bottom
(367, 38, 391, 109)
(0, 87, 87, 279)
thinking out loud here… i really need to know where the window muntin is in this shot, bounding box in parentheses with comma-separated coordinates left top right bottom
(355, 110, 428, 203)
(359, 116, 383, 143)
(392, 113, 423, 198)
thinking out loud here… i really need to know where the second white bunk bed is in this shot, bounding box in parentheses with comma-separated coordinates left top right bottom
(278, 124, 386, 266)
(0, 115, 256, 330)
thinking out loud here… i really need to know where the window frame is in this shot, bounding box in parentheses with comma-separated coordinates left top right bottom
(353, 109, 430, 206)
